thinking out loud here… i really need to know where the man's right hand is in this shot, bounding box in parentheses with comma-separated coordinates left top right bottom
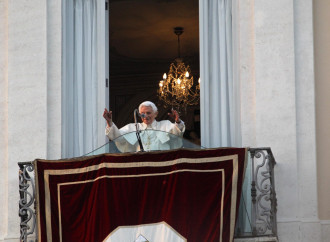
(103, 108, 113, 127)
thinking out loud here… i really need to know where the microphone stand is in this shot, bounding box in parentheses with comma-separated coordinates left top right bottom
(134, 109, 144, 152)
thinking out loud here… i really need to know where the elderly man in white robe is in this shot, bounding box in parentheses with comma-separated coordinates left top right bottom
(103, 101, 185, 152)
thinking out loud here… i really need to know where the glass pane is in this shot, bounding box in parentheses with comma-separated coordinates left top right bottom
(85, 130, 203, 156)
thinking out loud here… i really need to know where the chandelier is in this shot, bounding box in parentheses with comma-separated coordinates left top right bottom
(158, 27, 200, 112)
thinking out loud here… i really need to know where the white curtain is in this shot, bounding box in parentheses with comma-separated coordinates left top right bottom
(199, 0, 241, 148)
(62, 0, 108, 158)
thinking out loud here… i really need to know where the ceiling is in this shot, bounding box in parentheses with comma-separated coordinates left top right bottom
(109, 0, 199, 60)
(108, 0, 200, 128)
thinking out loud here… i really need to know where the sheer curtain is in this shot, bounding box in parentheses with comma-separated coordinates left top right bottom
(62, 0, 107, 158)
(199, 0, 241, 148)
(199, 0, 247, 233)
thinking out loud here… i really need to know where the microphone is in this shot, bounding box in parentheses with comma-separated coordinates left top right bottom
(135, 109, 147, 120)
(133, 109, 144, 152)
(134, 109, 138, 124)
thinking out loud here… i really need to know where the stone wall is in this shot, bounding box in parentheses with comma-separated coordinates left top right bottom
(238, 0, 324, 241)
(0, 0, 62, 240)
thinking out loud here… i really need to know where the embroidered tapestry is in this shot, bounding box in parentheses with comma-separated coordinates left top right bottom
(35, 148, 247, 242)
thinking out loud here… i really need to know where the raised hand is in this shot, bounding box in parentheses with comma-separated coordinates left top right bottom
(168, 109, 181, 123)
(103, 108, 113, 126)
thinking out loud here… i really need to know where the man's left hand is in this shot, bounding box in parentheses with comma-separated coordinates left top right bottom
(168, 109, 181, 123)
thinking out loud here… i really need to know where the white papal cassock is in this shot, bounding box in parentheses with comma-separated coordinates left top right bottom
(105, 120, 185, 152)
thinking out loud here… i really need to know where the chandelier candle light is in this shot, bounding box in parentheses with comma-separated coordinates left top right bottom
(158, 27, 200, 112)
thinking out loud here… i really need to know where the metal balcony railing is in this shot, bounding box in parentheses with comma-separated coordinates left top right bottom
(234, 148, 277, 239)
(18, 161, 37, 242)
(18, 147, 277, 242)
